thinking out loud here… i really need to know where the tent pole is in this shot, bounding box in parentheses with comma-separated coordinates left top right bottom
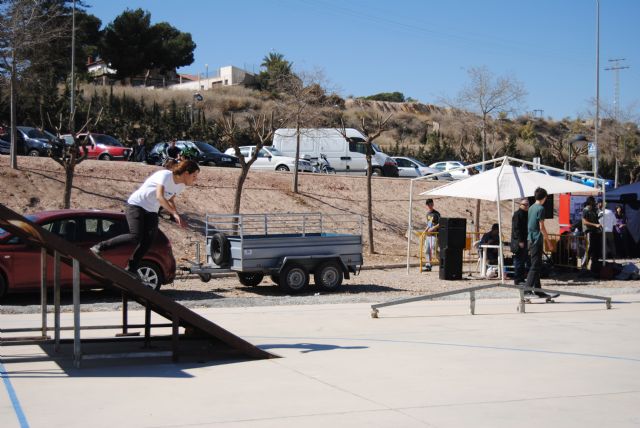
(407, 179, 414, 274)
(602, 179, 607, 265)
(496, 159, 507, 283)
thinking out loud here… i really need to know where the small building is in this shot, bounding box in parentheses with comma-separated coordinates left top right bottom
(168, 66, 255, 91)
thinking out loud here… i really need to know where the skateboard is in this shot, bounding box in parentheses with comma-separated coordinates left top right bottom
(523, 293, 560, 303)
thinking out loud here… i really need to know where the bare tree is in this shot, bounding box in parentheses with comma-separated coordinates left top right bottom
(273, 70, 333, 193)
(218, 112, 286, 217)
(338, 113, 392, 255)
(450, 66, 527, 233)
(47, 103, 103, 208)
(0, 0, 67, 169)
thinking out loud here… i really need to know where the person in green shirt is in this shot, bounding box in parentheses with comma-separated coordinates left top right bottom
(524, 187, 553, 298)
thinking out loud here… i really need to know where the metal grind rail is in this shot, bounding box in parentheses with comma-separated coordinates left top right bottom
(370, 283, 612, 318)
(0, 203, 276, 367)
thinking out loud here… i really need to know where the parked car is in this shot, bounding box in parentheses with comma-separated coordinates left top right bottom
(0, 126, 63, 157)
(147, 141, 240, 167)
(0, 210, 176, 298)
(272, 128, 399, 177)
(392, 157, 453, 179)
(428, 160, 474, 180)
(224, 146, 314, 172)
(571, 170, 615, 190)
(533, 168, 565, 178)
(0, 136, 10, 155)
(61, 133, 131, 160)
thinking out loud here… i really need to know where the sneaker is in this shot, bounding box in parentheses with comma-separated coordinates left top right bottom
(523, 291, 536, 298)
(535, 291, 551, 298)
(90, 245, 102, 257)
(424, 265, 432, 272)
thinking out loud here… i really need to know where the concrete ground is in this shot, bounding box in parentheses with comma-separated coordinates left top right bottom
(1, 292, 640, 427)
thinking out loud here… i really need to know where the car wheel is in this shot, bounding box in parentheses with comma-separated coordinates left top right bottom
(136, 261, 164, 291)
(99, 153, 112, 161)
(0, 273, 7, 299)
(210, 232, 230, 266)
(237, 272, 264, 287)
(28, 149, 40, 157)
(371, 167, 383, 176)
(276, 165, 289, 172)
(314, 261, 343, 291)
(279, 263, 309, 293)
(198, 273, 212, 283)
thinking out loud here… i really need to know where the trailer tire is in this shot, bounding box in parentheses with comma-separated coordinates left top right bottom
(210, 232, 230, 266)
(314, 261, 343, 291)
(198, 273, 212, 283)
(237, 272, 264, 287)
(279, 263, 309, 293)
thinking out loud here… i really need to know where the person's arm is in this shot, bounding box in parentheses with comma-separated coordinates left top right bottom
(156, 185, 184, 227)
(582, 212, 602, 229)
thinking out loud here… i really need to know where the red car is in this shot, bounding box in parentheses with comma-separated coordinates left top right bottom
(0, 210, 176, 298)
(62, 133, 131, 160)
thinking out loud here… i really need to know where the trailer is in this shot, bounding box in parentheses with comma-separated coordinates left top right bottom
(184, 213, 364, 293)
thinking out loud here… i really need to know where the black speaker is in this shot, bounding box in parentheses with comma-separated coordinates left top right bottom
(439, 248, 463, 280)
(528, 196, 554, 219)
(438, 217, 467, 249)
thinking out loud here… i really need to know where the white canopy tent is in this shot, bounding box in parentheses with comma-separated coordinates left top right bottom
(406, 156, 603, 281)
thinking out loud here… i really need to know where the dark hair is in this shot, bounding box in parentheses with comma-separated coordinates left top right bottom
(425, 198, 434, 205)
(585, 195, 596, 206)
(171, 159, 200, 175)
(534, 187, 547, 201)
(491, 223, 499, 231)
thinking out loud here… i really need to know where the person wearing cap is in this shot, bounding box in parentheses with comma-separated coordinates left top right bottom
(423, 198, 440, 271)
(581, 195, 602, 270)
(511, 198, 530, 285)
(479, 223, 500, 265)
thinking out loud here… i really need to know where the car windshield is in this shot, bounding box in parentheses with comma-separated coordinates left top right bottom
(0, 215, 38, 241)
(372, 143, 382, 153)
(92, 134, 123, 147)
(410, 158, 427, 167)
(24, 128, 51, 140)
(544, 169, 564, 177)
(267, 147, 283, 156)
(193, 141, 222, 154)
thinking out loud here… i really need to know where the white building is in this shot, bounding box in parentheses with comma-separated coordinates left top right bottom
(169, 66, 255, 91)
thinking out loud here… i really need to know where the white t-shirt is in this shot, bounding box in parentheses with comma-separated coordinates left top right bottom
(601, 208, 616, 233)
(128, 170, 185, 213)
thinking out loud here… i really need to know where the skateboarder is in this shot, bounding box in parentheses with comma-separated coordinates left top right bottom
(91, 160, 200, 274)
(511, 198, 529, 285)
(524, 187, 553, 298)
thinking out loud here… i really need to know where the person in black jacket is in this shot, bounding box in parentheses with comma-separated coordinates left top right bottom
(511, 198, 529, 285)
(128, 137, 147, 162)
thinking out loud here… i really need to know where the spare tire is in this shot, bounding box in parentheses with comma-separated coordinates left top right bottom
(210, 232, 230, 266)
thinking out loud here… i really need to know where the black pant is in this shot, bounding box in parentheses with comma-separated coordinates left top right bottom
(97, 204, 158, 271)
(525, 239, 543, 291)
(513, 242, 528, 283)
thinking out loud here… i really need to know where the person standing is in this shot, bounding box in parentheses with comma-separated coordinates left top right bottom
(511, 198, 529, 285)
(524, 187, 552, 298)
(423, 198, 440, 272)
(129, 137, 148, 163)
(599, 201, 616, 260)
(614, 205, 628, 258)
(581, 196, 602, 270)
(91, 160, 200, 275)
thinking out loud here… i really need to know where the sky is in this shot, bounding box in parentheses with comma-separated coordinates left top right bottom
(86, 0, 640, 121)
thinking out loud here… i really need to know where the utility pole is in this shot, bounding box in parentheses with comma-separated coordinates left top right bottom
(605, 58, 630, 119)
(605, 58, 630, 187)
(69, 0, 76, 134)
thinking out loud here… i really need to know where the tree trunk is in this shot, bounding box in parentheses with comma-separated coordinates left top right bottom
(366, 149, 375, 254)
(233, 169, 249, 216)
(63, 164, 75, 209)
(10, 49, 18, 170)
(474, 199, 481, 235)
(292, 117, 300, 193)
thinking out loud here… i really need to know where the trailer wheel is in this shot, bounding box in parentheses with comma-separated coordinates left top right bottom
(210, 232, 230, 266)
(237, 272, 264, 287)
(314, 261, 343, 291)
(198, 273, 212, 283)
(270, 274, 280, 285)
(279, 263, 309, 293)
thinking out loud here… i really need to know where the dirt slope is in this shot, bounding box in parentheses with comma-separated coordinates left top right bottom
(0, 156, 557, 265)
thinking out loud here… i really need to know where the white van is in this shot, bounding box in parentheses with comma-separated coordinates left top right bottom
(272, 128, 398, 176)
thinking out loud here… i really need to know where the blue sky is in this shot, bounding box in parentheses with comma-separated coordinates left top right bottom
(86, 0, 639, 120)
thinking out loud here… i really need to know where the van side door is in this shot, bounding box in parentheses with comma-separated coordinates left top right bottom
(347, 140, 368, 173)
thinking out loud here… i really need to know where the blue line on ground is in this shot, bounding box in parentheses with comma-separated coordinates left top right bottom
(0, 361, 29, 428)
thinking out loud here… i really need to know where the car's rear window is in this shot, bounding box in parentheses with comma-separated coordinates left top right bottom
(93, 134, 123, 147)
